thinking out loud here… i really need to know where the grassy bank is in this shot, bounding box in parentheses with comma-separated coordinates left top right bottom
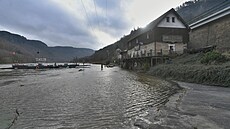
(147, 52, 230, 87)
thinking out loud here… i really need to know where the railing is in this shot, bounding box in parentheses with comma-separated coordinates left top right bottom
(122, 50, 175, 60)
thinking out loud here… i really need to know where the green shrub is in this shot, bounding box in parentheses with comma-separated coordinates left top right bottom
(143, 62, 150, 71)
(148, 64, 230, 87)
(200, 51, 227, 64)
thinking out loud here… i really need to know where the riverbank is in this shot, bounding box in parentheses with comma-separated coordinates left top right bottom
(134, 82, 230, 129)
(133, 52, 230, 128)
(147, 53, 230, 87)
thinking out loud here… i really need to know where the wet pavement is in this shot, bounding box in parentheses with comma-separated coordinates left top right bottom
(139, 82, 230, 129)
(176, 82, 230, 129)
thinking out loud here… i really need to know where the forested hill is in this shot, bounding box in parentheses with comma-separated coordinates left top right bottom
(0, 31, 94, 63)
(86, 0, 229, 64)
(176, 0, 229, 24)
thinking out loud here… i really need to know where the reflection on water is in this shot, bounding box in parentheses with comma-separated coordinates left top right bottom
(0, 65, 179, 129)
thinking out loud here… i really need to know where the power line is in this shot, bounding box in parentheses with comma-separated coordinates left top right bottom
(93, 0, 99, 28)
(81, 0, 94, 33)
(91, 0, 102, 47)
(81, 0, 104, 47)
(106, 0, 108, 22)
(106, 0, 107, 17)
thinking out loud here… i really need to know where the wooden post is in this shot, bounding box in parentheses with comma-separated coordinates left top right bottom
(161, 49, 163, 64)
(155, 41, 157, 65)
(151, 57, 153, 67)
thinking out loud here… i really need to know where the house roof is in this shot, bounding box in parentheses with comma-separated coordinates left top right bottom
(127, 28, 144, 43)
(189, 1, 230, 29)
(128, 8, 189, 42)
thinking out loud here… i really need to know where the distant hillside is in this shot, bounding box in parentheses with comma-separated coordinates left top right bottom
(49, 46, 95, 62)
(85, 33, 132, 64)
(176, 0, 228, 24)
(0, 31, 94, 63)
(86, 0, 228, 63)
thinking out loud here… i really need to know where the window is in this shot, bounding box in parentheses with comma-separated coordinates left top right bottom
(172, 17, 175, 23)
(163, 35, 183, 43)
(168, 44, 176, 54)
(146, 33, 149, 39)
(136, 39, 138, 43)
(166, 17, 170, 22)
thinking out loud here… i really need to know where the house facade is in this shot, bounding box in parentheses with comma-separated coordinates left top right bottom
(189, 5, 230, 52)
(125, 8, 189, 59)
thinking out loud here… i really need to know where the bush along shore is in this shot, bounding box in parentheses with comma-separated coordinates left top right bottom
(147, 51, 230, 87)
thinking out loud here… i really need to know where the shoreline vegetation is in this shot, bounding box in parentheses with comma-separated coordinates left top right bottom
(147, 51, 230, 87)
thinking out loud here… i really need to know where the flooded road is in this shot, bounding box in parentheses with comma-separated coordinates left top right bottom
(0, 65, 179, 129)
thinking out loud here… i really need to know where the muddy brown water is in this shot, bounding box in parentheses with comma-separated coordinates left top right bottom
(0, 64, 179, 129)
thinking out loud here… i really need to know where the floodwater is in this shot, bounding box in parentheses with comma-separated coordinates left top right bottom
(0, 64, 179, 129)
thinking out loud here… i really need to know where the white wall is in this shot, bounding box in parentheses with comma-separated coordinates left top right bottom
(127, 42, 186, 58)
(157, 12, 186, 28)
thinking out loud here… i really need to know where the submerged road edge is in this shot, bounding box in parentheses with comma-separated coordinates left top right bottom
(134, 81, 230, 129)
(156, 81, 228, 129)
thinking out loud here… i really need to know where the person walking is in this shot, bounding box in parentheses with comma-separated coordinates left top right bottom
(101, 64, 103, 71)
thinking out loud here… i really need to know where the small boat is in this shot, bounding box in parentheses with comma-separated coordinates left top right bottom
(12, 64, 36, 69)
(2, 63, 81, 69)
(68, 64, 79, 68)
(106, 64, 115, 68)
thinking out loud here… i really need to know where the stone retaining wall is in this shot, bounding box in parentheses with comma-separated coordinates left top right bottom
(189, 15, 230, 52)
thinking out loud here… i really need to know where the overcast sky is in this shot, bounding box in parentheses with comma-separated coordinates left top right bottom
(0, 0, 187, 50)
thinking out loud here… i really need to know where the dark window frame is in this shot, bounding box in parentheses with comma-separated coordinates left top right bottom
(146, 33, 149, 39)
(172, 17, 175, 23)
(166, 17, 170, 22)
(136, 39, 139, 43)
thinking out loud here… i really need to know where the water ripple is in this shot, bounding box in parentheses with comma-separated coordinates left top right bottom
(0, 65, 179, 129)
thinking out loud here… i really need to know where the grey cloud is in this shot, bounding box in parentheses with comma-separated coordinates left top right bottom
(89, 0, 131, 36)
(94, 0, 119, 10)
(0, 0, 96, 47)
(0, 0, 131, 49)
